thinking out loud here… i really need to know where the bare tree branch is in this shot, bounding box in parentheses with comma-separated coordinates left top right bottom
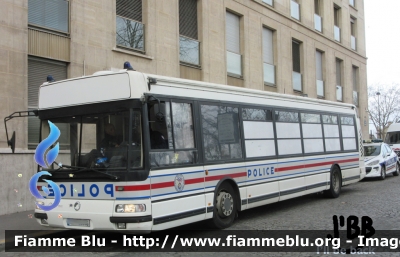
(368, 83, 400, 139)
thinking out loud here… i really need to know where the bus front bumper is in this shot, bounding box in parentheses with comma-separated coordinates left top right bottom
(34, 199, 153, 231)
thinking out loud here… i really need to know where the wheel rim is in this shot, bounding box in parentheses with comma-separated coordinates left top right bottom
(382, 168, 385, 178)
(216, 191, 234, 217)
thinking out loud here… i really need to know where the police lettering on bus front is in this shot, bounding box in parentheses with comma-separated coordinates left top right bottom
(248, 166, 275, 178)
(47, 183, 115, 198)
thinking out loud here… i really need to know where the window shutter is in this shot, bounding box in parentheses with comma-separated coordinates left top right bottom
(28, 0, 69, 32)
(263, 28, 273, 65)
(226, 12, 240, 54)
(315, 51, 323, 80)
(179, 0, 198, 39)
(28, 58, 67, 148)
(116, 0, 142, 22)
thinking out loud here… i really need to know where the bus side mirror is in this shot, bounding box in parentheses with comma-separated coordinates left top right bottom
(8, 131, 15, 153)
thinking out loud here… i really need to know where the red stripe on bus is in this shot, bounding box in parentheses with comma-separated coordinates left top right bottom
(151, 181, 175, 189)
(117, 184, 151, 191)
(186, 177, 204, 185)
(205, 172, 247, 182)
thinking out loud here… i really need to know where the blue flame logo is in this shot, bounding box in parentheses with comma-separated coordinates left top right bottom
(34, 121, 60, 168)
(30, 121, 62, 211)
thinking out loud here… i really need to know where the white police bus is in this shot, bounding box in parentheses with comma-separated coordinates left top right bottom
(29, 66, 365, 231)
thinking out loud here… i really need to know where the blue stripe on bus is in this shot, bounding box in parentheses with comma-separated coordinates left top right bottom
(116, 196, 151, 200)
(151, 188, 204, 198)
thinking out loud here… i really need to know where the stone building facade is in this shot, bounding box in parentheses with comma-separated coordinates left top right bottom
(0, 0, 367, 215)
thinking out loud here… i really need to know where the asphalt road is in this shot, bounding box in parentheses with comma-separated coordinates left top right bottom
(2, 173, 400, 257)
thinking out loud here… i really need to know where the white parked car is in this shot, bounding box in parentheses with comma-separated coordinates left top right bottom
(364, 143, 399, 180)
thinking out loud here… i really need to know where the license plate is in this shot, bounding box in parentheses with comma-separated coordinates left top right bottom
(66, 218, 90, 227)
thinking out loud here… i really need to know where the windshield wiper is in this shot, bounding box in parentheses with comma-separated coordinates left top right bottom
(52, 162, 120, 180)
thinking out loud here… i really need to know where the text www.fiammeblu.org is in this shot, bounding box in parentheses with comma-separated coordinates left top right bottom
(123, 235, 341, 249)
(122, 235, 400, 250)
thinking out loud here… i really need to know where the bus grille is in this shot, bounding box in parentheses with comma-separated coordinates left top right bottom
(365, 167, 371, 174)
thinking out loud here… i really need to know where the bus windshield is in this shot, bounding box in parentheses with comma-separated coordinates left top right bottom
(41, 109, 143, 172)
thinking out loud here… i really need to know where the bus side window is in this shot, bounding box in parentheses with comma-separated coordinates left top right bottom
(201, 104, 243, 161)
(148, 102, 169, 149)
(149, 101, 196, 168)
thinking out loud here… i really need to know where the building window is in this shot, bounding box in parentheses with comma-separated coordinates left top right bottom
(28, 57, 68, 149)
(263, 27, 275, 86)
(116, 0, 144, 52)
(350, 16, 357, 50)
(226, 12, 242, 77)
(262, 0, 273, 6)
(334, 6, 341, 42)
(28, 0, 69, 33)
(352, 66, 359, 106)
(336, 59, 343, 101)
(316, 50, 324, 97)
(314, 0, 322, 32)
(179, 0, 200, 66)
(349, 0, 355, 8)
(292, 40, 302, 92)
(291, 0, 300, 21)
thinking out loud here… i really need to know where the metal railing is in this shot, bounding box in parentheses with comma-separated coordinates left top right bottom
(263, 63, 275, 85)
(334, 26, 341, 42)
(292, 71, 302, 91)
(314, 14, 322, 32)
(317, 80, 324, 97)
(227, 51, 242, 77)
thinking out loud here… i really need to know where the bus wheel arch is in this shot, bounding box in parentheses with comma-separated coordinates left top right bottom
(324, 164, 342, 198)
(211, 179, 240, 229)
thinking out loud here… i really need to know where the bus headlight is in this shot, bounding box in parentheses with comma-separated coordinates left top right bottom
(115, 204, 146, 213)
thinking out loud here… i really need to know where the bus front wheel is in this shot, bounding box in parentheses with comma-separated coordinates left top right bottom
(324, 166, 342, 198)
(212, 183, 237, 229)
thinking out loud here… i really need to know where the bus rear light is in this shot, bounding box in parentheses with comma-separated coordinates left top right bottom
(115, 204, 146, 213)
(116, 186, 124, 191)
(37, 186, 42, 191)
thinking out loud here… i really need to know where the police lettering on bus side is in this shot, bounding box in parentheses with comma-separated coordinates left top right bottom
(248, 166, 275, 178)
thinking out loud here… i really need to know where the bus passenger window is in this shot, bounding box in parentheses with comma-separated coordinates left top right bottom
(148, 102, 169, 149)
(201, 104, 242, 161)
(149, 101, 197, 168)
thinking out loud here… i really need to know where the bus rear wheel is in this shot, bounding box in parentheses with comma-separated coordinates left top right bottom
(324, 166, 342, 198)
(212, 183, 237, 229)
